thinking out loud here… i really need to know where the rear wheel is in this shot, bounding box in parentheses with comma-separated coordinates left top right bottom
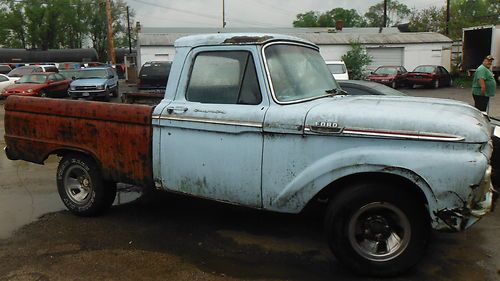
(57, 154, 114, 216)
(324, 182, 429, 277)
(391, 81, 397, 89)
(433, 79, 439, 89)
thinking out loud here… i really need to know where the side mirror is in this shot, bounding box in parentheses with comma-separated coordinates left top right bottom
(370, 72, 375, 75)
(71, 76, 76, 80)
(14, 80, 19, 84)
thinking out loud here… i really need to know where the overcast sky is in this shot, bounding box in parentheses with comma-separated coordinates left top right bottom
(126, 0, 442, 28)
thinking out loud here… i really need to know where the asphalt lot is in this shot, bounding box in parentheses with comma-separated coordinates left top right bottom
(0, 84, 500, 281)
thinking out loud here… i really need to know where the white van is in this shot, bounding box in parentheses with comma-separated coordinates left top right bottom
(325, 60, 349, 81)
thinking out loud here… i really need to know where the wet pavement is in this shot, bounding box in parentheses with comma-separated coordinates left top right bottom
(1, 86, 500, 280)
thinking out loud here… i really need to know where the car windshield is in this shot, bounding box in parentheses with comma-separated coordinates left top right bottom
(413, 66, 435, 73)
(265, 44, 339, 103)
(7, 67, 36, 77)
(18, 74, 47, 84)
(327, 64, 346, 74)
(77, 69, 108, 79)
(140, 62, 171, 77)
(374, 67, 397, 75)
(59, 69, 81, 79)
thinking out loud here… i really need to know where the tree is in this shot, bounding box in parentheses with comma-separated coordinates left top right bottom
(293, 8, 366, 28)
(341, 42, 372, 80)
(364, 0, 410, 27)
(408, 6, 446, 33)
(448, 0, 500, 39)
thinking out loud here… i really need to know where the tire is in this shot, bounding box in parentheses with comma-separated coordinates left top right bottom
(407, 83, 414, 89)
(57, 154, 114, 216)
(324, 182, 429, 277)
(112, 83, 119, 97)
(391, 81, 397, 89)
(433, 79, 439, 89)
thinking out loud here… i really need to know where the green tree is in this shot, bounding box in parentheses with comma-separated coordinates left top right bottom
(364, 0, 410, 27)
(341, 42, 372, 80)
(448, 0, 500, 39)
(293, 8, 366, 27)
(408, 6, 446, 33)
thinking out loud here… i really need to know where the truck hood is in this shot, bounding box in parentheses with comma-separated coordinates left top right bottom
(71, 78, 107, 86)
(304, 95, 492, 143)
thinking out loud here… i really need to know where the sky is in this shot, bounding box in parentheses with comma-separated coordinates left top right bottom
(126, 0, 443, 28)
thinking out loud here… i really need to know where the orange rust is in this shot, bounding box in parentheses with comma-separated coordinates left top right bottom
(4, 96, 154, 188)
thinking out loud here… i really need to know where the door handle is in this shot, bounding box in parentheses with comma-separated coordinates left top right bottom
(166, 106, 188, 114)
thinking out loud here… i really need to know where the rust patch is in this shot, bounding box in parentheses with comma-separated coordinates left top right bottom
(223, 35, 273, 44)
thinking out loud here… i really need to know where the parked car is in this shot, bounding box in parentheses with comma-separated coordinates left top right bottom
(325, 60, 349, 80)
(0, 73, 15, 93)
(338, 80, 406, 96)
(406, 65, 452, 89)
(58, 62, 85, 70)
(367, 65, 408, 88)
(0, 64, 12, 74)
(68, 67, 118, 100)
(0, 72, 70, 99)
(138, 61, 172, 90)
(7, 65, 59, 80)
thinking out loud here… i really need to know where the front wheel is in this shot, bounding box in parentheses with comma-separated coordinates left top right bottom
(57, 154, 115, 216)
(324, 183, 429, 277)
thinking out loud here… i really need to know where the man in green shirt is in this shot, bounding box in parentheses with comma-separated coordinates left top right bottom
(472, 55, 496, 112)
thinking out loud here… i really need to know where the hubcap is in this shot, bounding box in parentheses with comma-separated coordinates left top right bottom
(64, 165, 92, 205)
(348, 202, 411, 262)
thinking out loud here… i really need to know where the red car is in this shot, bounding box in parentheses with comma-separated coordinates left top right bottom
(0, 73, 71, 99)
(406, 65, 453, 89)
(367, 65, 408, 88)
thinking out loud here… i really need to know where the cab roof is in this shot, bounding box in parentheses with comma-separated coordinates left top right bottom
(174, 33, 317, 49)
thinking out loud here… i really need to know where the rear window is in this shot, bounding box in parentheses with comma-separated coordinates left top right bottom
(7, 66, 38, 77)
(0, 65, 11, 72)
(413, 66, 435, 73)
(327, 63, 346, 74)
(43, 66, 59, 73)
(140, 62, 171, 77)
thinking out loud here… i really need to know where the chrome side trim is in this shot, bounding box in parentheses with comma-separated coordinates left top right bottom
(304, 125, 465, 141)
(153, 115, 262, 128)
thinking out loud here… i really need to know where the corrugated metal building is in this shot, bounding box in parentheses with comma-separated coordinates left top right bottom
(136, 27, 453, 73)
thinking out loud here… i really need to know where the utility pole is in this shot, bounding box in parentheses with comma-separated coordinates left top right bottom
(127, 6, 132, 53)
(445, 0, 450, 36)
(105, 0, 116, 64)
(222, 0, 226, 28)
(383, 0, 387, 28)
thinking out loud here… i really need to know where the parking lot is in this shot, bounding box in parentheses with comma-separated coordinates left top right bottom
(0, 84, 500, 281)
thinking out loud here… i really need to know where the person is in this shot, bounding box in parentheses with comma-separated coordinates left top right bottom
(472, 55, 497, 112)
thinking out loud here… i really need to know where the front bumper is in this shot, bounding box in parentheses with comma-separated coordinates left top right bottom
(69, 89, 108, 98)
(434, 165, 497, 231)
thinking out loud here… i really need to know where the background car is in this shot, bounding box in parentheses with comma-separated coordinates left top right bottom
(59, 69, 82, 80)
(58, 62, 85, 70)
(0, 72, 70, 99)
(0, 64, 12, 75)
(7, 65, 59, 80)
(68, 67, 118, 100)
(338, 80, 406, 96)
(367, 65, 408, 88)
(138, 61, 172, 90)
(325, 60, 349, 80)
(406, 65, 452, 89)
(0, 73, 15, 93)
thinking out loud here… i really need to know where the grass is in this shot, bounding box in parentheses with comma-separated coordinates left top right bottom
(452, 76, 473, 89)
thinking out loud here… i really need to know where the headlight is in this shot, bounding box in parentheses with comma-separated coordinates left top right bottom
(25, 89, 33, 93)
(70, 86, 76, 90)
(96, 85, 105, 90)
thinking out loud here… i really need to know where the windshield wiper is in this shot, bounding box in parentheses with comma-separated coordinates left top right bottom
(325, 88, 348, 96)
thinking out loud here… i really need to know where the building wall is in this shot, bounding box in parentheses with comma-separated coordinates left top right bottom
(137, 46, 175, 70)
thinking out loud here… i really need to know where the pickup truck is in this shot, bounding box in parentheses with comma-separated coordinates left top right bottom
(3, 33, 496, 277)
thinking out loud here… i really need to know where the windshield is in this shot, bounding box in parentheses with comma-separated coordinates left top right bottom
(265, 44, 338, 103)
(77, 69, 108, 79)
(374, 67, 397, 75)
(7, 67, 37, 77)
(59, 69, 81, 79)
(413, 66, 435, 73)
(18, 74, 47, 84)
(327, 63, 346, 74)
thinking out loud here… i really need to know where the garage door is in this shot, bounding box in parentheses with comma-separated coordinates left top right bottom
(367, 47, 404, 71)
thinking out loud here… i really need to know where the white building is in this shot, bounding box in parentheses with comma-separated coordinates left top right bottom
(136, 27, 453, 73)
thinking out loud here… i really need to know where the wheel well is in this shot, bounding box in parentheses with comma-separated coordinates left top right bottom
(314, 172, 429, 211)
(52, 149, 101, 170)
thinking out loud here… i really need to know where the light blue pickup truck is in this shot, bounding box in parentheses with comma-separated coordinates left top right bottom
(4, 33, 496, 277)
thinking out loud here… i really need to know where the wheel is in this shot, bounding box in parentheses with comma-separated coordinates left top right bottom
(391, 81, 397, 89)
(449, 78, 453, 87)
(407, 83, 414, 89)
(433, 79, 439, 89)
(324, 182, 429, 277)
(57, 154, 114, 216)
(112, 83, 119, 97)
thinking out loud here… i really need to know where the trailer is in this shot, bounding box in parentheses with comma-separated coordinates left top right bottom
(462, 25, 500, 79)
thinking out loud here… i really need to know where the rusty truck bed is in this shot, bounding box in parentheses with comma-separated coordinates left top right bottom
(4, 96, 154, 188)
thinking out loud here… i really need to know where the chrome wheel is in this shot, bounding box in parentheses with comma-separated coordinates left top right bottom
(348, 202, 411, 262)
(433, 80, 439, 88)
(63, 165, 93, 205)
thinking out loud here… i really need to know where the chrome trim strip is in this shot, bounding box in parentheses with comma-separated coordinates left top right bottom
(154, 115, 262, 128)
(261, 41, 326, 105)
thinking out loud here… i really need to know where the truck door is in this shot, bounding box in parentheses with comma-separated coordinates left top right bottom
(157, 47, 268, 208)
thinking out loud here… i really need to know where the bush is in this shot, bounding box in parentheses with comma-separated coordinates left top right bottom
(341, 42, 372, 80)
